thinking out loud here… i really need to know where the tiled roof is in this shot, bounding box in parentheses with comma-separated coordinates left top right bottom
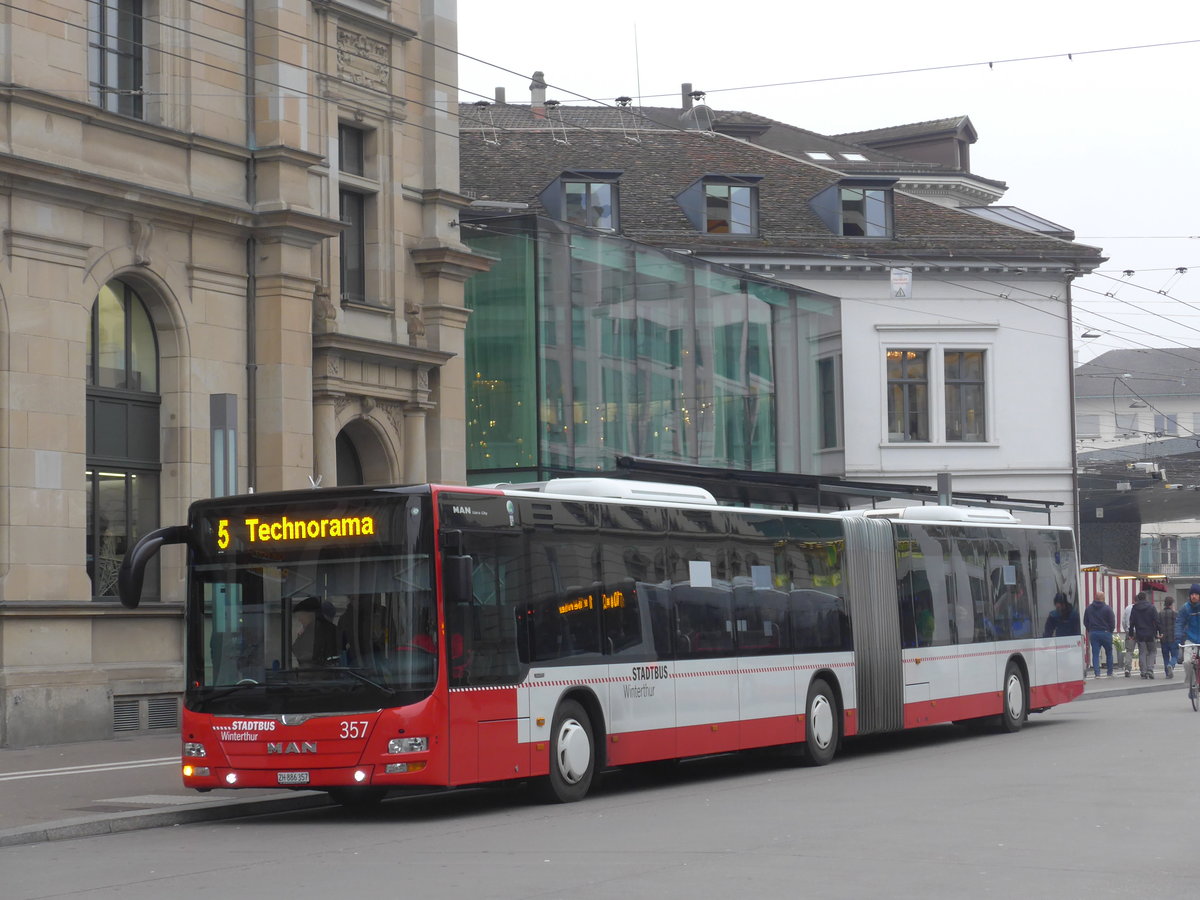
(459, 125, 1102, 263)
(461, 103, 1003, 186)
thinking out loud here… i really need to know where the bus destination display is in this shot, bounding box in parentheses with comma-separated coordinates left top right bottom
(212, 512, 380, 551)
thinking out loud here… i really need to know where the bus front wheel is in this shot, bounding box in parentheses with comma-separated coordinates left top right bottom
(538, 699, 596, 803)
(801, 678, 840, 766)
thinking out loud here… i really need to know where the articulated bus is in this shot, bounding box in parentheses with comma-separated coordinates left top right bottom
(119, 478, 1083, 806)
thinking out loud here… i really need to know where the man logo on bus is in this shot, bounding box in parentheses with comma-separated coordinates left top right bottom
(266, 741, 318, 754)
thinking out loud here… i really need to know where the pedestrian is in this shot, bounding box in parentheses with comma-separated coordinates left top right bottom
(1123, 599, 1138, 677)
(1159, 597, 1178, 678)
(1128, 590, 1160, 679)
(1083, 589, 1116, 677)
(1176, 585, 1200, 701)
(1043, 592, 1079, 637)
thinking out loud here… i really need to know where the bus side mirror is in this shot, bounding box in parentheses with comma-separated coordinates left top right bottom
(118, 525, 190, 609)
(444, 555, 474, 605)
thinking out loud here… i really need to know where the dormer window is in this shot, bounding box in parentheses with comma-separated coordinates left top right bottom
(540, 170, 622, 231)
(565, 181, 615, 229)
(810, 177, 896, 238)
(675, 175, 763, 235)
(840, 186, 888, 236)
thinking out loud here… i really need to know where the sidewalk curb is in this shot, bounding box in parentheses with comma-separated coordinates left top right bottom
(1077, 679, 1180, 701)
(0, 791, 330, 848)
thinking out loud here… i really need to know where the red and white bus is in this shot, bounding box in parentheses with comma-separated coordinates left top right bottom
(119, 477, 1083, 805)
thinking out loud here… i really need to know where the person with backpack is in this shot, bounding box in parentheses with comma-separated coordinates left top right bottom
(1128, 591, 1160, 679)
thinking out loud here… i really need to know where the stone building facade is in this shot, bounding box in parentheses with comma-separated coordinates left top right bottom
(0, 0, 486, 746)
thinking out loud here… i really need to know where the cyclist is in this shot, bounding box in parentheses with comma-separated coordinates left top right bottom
(1175, 584, 1200, 700)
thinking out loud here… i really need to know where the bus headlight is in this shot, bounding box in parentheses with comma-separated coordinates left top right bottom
(183, 742, 207, 757)
(388, 737, 428, 754)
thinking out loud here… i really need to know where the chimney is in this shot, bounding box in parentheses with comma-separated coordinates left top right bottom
(495, 87, 506, 104)
(681, 83, 693, 111)
(530, 70, 547, 119)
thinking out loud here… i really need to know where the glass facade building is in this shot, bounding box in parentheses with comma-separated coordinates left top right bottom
(464, 217, 839, 483)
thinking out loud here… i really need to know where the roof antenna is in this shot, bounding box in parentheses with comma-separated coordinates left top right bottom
(634, 24, 643, 108)
(681, 90, 714, 136)
(473, 100, 501, 146)
(616, 96, 641, 143)
(544, 99, 569, 145)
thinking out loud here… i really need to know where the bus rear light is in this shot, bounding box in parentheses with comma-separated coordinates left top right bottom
(388, 737, 428, 754)
(385, 761, 427, 774)
(183, 765, 210, 777)
(183, 742, 207, 757)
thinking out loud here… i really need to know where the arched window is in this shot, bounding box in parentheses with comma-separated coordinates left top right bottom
(86, 280, 160, 599)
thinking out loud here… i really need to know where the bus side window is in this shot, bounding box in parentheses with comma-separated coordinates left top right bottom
(602, 580, 642, 655)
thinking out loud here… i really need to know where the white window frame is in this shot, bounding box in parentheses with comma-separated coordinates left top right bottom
(878, 333, 995, 447)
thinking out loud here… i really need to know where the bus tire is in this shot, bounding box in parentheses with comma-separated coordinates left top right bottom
(801, 678, 839, 766)
(538, 699, 596, 803)
(998, 661, 1027, 733)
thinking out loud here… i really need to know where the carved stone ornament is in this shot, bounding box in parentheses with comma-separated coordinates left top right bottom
(129, 217, 153, 267)
(404, 300, 427, 346)
(313, 284, 337, 322)
(383, 402, 405, 436)
(337, 27, 390, 91)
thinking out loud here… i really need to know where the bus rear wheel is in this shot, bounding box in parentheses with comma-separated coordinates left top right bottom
(537, 699, 596, 803)
(998, 661, 1027, 733)
(800, 678, 839, 766)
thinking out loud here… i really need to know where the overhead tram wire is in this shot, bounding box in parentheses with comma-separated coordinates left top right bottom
(786, 243, 1200, 364)
(617, 38, 1200, 102)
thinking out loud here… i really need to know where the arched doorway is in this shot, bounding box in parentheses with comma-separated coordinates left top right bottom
(336, 416, 392, 486)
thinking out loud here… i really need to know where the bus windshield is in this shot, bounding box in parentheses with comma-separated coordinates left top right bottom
(190, 555, 437, 715)
(185, 493, 437, 716)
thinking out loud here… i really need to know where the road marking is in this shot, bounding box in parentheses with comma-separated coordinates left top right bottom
(0, 757, 178, 782)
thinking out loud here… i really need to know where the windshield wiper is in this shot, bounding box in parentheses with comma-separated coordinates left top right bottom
(322, 666, 399, 695)
(194, 680, 263, 710)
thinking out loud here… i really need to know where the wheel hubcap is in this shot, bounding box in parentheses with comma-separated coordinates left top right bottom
(809, 695, 833, 750)
(1006, 674, 1023, 718)
(556, 719, 591, 784)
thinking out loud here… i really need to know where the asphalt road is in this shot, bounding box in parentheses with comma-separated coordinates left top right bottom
(3, 682, 1193, 899)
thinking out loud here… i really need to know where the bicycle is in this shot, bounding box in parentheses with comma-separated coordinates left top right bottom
(1183, 642, 1200, 711)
